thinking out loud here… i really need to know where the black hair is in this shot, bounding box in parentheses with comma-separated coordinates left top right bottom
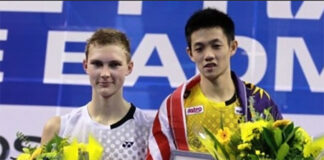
(185, 8, 235, 48)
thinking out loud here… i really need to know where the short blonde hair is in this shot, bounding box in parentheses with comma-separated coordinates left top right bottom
(85, 28, 131, 62)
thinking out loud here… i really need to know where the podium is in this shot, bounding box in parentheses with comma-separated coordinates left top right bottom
(170, 150, 214, 160)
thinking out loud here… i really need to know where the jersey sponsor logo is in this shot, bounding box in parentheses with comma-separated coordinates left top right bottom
(235, 106, 243, 115)
(186, 105, 204, 115)
(122, 141, 134, 148)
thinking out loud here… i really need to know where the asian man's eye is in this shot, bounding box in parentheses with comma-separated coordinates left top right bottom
(211, 44, 221, 49)
(194, 47, 203, 53)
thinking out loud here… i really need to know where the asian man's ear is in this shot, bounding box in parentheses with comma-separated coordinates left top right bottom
(186, 47, 194, 61)
(230, 40, 238, 56)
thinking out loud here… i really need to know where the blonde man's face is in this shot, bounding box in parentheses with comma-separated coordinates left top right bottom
(83, 44, 133, 98)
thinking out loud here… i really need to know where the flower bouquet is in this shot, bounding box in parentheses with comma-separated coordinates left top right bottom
(16, 133, 103, 160)
(198, 98, 324, 160)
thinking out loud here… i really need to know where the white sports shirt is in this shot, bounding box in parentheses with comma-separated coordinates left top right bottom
(59, 104, 153, 160)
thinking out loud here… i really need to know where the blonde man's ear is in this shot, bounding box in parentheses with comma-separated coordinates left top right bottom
(83, 59, 88, 74)
(126, 61, 134, 76)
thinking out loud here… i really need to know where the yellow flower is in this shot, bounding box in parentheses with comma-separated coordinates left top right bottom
(273, 119, 291, 128)
(237, 143, 251, 150)
(17, 153, 30, 160)
(240, 120, 268, 142)
(16, 134, 103, 160)
(255, 150, 260, 155)
(78, 143, 88, 152)
(303, 143, 313, 158)
(240, 153, 245, 157)
(304, 135, 324, 158)
(216, 127, 232, 144)
(303, 142, 323, 158)
(30, 147, 42, 159)
(63, 139, 79, 160)
(87, 134, 103, 160)
(295, 127, 312, 144)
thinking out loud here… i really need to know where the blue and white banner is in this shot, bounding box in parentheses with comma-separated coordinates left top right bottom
(0, 1, 323, 159)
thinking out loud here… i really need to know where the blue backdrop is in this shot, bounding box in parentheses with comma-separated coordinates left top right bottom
(0, 1, 323, 115)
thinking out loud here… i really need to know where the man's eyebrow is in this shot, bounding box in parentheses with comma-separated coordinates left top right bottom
(193, 42, 204, 47)
(193, 39, 222, 46)
(209, 39, 222, 44)
(90, 59, 101, 63)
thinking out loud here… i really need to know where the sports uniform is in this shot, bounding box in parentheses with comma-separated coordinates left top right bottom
(60, 103, 153, 160)
(184, 83, 242, 153)
(146, 71, 282, 160)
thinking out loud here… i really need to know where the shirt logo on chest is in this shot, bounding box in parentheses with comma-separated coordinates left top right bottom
(122, 141, 134, 148)
(234, 106, 243, 115)
(186, 105, 204, 115)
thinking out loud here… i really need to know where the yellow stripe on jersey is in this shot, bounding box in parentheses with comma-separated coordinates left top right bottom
(184, 83, 242, 153)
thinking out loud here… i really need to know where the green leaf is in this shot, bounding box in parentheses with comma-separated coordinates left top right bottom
(264, 107, 275, 122)
(248, 96, 259, 121)
(284, 126, 299, 144)
(248, 154, 259, 160)
(273, 128, 282, 148)
(282, 123, 294, 139)
(44, 134, 67, 152)
(262, 127, 277, 155)
(203, 127, 230, 159)
(277, 143, 289, 160)
(220, 114, 224, 130)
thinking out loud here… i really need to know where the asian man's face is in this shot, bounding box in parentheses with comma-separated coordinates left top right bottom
(187, 27, 237, 80)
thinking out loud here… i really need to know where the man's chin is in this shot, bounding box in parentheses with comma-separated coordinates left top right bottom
(101, 94, 113, 99)
(202, 72, 221, 80)
(98, 90, 114, 98)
